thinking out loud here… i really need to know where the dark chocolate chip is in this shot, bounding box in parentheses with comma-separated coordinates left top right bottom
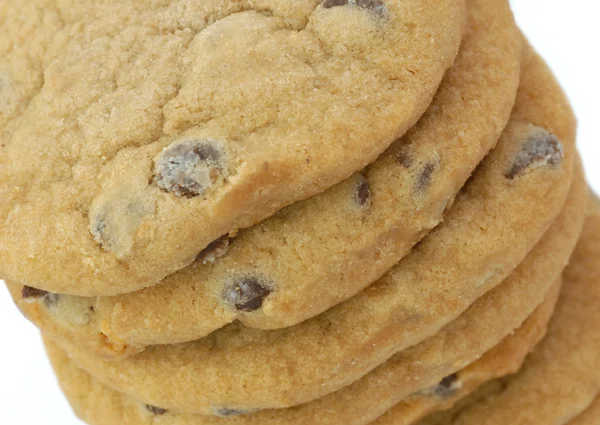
(193, 143, 221, 162)
(154, 139, 226, 197)
(196, 235, 231, 265)
(322, 0, 349, 7)
(355, 176, 371, 207)
(215, 408, 247, 417)
(145, 405, 167, 415)
(224, 275, 272, 312)
(91, 217, 107, 248)
(433, 373, 460, 398)
(505, 130, 564, 180)
(397, 149, 413, 168)
(21, 286, 49, 300)
(322, 0, 386, 14)
(415, 161, 438, 194)
(21, 286, 59, 307)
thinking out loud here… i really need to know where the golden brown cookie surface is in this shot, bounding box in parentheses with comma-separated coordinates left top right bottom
(50, 44, 578, 415)
(414, 196, 600, 425)
(0, 0, 465, 296)
(6, 0, 522, 357)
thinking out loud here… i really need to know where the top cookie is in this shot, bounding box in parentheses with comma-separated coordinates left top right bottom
(0, 0, 465, 295)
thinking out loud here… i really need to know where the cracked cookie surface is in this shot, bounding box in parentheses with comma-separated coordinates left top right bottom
(0, 0, 465, 296)
(41, 174, 582, 425)
(50, 45, 577, 414)
(5, 0, 521, 355)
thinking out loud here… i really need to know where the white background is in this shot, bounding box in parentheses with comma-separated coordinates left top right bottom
(1, 1, 599, 423)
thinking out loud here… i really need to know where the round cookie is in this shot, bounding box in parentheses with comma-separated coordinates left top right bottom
(46, 159, 587, 423)
(413, 195, 600, 425)
(50, 44, 578, 414)
(43, 162, 587, 425)
(0, 0, 466, 296)
(42, 279, 560, 425)
(6, 0, 521, 355)
(373, 279, 562, 425)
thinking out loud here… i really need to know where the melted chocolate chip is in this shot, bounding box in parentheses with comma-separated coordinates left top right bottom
(145, 405, 167, 415)
(216, 408, 247, 417)
(323, 0, 349, 7)
(397, 149, 413, 168)
(91, 217, 108, 248)
(21, 286, 60, 307)
(21, 286, 49, 300)
(415, 161, 438, 193)
(355, 176, 371, 206)
(505, 130, 564, 180)
(196, 235, 231, 265)
(224, 275, 272, 312)
(193, 144, 221, 162)
(322, 0, 386, 14)
(154, 139, 226, 197)
(433, 373, 460, 398)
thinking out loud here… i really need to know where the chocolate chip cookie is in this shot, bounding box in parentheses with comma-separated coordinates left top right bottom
(5, 0, 521, 357)
(50, 44, 578, 414)
(42, 160, 587, 424)
(0, 0, 466, 296)
(41, 278, 559, 425)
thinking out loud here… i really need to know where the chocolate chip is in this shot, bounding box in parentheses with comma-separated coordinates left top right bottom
(21, 286, 60, 307)
(91, 217, 107, 248)
(415, 161, 438, 194)
(224, 275, 272, 312)
(505, 130, 564, 180)
(397, 148, 413, 168)
(21, 286, 49, 300)
(322, 0, 348, 7)
(196, 235, 231, 265)
(215, 408, 247, 417)
(433, 373, 460, 398)
(355, 175, 371, 207)
(145, 405, 167, 415)
(154, 139, 226, 197)
(322, 0, 387, 14)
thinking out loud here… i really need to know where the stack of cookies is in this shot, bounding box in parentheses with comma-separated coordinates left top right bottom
(1, 0, 599, 424)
